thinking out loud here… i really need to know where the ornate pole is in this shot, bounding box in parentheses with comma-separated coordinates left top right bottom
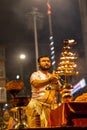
(29, 8, 43, 70)
(46, 0, 56, 70)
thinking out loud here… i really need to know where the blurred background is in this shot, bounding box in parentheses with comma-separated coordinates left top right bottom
(0, 0, 87, 99)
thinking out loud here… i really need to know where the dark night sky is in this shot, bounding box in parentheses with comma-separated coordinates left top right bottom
(0, 0, 86, 96)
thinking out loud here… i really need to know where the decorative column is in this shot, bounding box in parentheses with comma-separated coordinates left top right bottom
(79, 0, 87, 66)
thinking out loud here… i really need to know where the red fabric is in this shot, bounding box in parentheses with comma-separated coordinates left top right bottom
(49, 102, 87, 127)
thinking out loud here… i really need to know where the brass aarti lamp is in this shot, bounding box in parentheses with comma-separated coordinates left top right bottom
(57, 39, 79, 99)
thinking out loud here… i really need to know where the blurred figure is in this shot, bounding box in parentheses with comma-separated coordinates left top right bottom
(26, 55, 61, 128)
(1, 110, 16, 130)
(74, 93, 87, 102)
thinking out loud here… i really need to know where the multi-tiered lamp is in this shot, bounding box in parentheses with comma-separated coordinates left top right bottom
(57, 39, 79, 100)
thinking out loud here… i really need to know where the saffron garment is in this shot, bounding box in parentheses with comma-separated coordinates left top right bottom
(26, 70, 58, 128)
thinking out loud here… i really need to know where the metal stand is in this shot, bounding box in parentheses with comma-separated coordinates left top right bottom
(14, 107, 28, 129)
(10, 96, 30, 129)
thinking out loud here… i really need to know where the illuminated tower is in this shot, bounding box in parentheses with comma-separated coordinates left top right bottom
(0, 46, 6, 103)
(0, 47, 6, 87)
